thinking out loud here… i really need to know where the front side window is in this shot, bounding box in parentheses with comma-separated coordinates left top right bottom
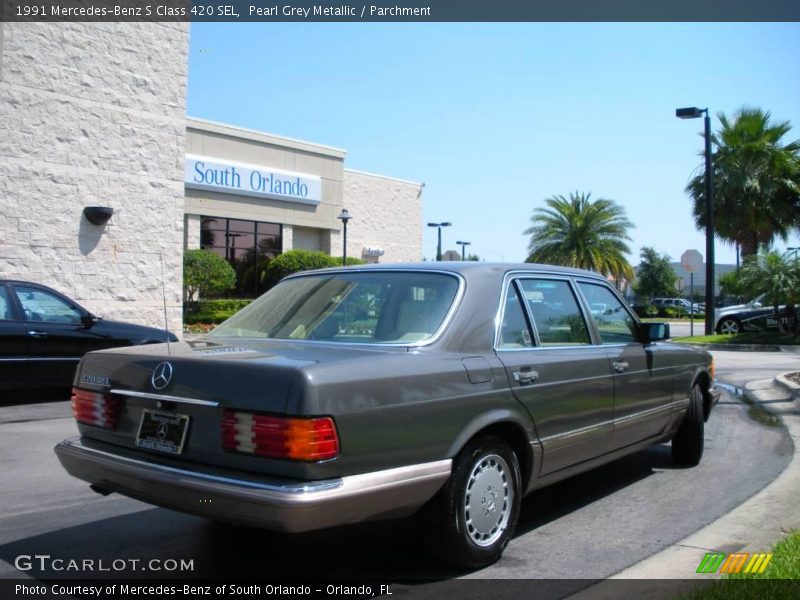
(578, 282, 639, 344)
(14, 287, 83, 324)
(210, 272, 460, 344)
(518, 279, 591, 346)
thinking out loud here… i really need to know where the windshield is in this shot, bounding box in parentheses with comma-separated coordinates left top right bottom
(209, 271, 461, 344)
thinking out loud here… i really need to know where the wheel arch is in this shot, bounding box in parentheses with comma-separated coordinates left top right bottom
(692, 370, 713, 422)
(446, 410, 536, 493)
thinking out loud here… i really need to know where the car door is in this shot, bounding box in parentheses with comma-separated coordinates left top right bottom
(495, 276, 615, 475)
(11, 284, 92, 389)
(576, 281, 674, 450)
(0, 284, 30, 391)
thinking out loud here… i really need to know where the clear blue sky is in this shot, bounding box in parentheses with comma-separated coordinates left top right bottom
(187, 23, 800, 265)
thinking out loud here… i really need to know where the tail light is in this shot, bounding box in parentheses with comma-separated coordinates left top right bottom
(71, 387, 121, 429)
(222, 411, 339, 461)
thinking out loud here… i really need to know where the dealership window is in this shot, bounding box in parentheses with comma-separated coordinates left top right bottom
(200, 217, 282, 298)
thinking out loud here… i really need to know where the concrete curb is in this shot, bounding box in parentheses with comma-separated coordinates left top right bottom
(568, 376, 800, 598)
(775, 374, 800, 399)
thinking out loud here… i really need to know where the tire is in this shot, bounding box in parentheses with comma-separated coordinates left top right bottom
(718, 317, 741, 334)
(426, 436, 521, 569)
(672, 384, 704, 466)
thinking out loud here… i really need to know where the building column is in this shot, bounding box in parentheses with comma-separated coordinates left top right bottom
(282, 224, 293, 252)
(184, 214, 201, 249)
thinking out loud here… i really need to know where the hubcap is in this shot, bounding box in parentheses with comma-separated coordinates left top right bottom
(464, 453, 513, 547)
(720, 319, 740, 334)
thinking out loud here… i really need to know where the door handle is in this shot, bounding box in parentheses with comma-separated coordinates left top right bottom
(612, 361, 629, 373)
(28, 330, 49, 338)
(513, 369, 539, 385)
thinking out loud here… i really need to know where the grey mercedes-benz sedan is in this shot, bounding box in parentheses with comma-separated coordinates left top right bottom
(55, 263, 719, 568)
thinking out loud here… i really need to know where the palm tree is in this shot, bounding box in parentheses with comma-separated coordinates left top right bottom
(524, 192, 635, 282)
(686, 107, 800, 258)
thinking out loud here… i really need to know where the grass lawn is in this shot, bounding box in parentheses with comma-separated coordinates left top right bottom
(681, 531, 800, 599)
(673, 332, 799, 345)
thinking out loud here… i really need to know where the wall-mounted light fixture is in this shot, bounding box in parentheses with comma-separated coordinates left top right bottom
(83, 206, 114, 226)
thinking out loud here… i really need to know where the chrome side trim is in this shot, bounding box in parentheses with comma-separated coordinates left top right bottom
(614, 403, 675, 426)
(109, 389, 220, 407)
(28, 357, 81, 362)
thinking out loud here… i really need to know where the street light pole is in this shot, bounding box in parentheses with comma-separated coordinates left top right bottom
(456, 240, 471, 260)
(337, 208, 352, 266)
(427, 222, 452, 261)
(677, 106, 715, 335)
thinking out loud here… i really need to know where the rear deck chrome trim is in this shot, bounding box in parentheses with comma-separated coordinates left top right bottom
(109, 389, 219, 407)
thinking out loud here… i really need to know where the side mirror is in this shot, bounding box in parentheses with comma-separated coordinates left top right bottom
(81, 313, 99, 328)
(640, 322, 670, 343)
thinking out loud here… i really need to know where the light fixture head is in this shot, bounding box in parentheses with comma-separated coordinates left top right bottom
(83, 206, 114, 226)
(675, 107, 705, 119)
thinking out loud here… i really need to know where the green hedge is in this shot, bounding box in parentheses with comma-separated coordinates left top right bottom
(263, 250, 365, 289)
(184, 299, 252, 324)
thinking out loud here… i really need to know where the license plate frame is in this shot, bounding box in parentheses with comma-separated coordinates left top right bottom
(135, 409, 190, 455)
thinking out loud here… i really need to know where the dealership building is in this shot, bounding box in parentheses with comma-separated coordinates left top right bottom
(0, 23, 423, 330)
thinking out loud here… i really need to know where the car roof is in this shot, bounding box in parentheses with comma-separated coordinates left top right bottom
(288, 261, 609, 281)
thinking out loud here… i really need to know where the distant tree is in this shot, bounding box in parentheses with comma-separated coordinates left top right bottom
(687, 107, 800, 258)
(633, 247, 677, 301)
(466, 253, 481, 262)
(717, 270, 747, 302)
(183, 249, 236, 303)
(737, 250, 800, 335)
(524, 192, 634, 281)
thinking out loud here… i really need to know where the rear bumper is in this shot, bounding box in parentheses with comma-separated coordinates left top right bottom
(54, 436, 451, 533)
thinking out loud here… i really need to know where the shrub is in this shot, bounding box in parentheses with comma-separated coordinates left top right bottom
(263, 250, 365, 289)
(183, 249, 236, 303)
(632, 304, 658, 318)
(184, 299, 252, 324)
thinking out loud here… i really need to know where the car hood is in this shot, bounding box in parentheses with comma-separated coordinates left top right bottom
(95, 318, 178, 342)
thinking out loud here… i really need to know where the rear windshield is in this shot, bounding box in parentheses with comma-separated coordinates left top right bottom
(209, 271, 460, 344)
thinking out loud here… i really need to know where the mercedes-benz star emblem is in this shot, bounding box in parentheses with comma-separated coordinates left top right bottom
(157, 423, 169, 441)
(151, 362, 173, 390)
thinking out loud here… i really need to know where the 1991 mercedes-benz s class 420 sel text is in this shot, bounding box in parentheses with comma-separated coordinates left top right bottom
(55, 263, 720, 568)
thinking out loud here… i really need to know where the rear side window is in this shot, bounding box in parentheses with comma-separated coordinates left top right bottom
(518, 279, 591, 346)
(578, 282, 639, 344)
(498, 286, 533, 349)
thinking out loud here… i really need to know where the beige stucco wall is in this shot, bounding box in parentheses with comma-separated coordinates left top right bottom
(0, 23, 189, 330)
(341, 169, 423, 263)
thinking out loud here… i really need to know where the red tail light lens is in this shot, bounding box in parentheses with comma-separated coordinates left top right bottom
(222, 411, 339, 461)
(71, 387, 121, 429)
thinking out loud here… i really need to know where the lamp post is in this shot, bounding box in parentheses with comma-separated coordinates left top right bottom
(676, 106, 715, 335)
(456, 240, 471, 260)
(427, 222, 452, 261)
(337, 208, 352, 266)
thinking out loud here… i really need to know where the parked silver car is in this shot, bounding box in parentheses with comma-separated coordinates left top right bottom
(55, 263, 719, 568)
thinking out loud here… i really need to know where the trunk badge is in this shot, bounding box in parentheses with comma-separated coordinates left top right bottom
(151, 362, 174, 390)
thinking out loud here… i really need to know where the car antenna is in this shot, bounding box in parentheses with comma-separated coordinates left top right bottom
(160, 253, 171, 355)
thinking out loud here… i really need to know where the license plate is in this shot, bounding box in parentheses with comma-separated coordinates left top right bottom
(135, 409, 190, 455)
